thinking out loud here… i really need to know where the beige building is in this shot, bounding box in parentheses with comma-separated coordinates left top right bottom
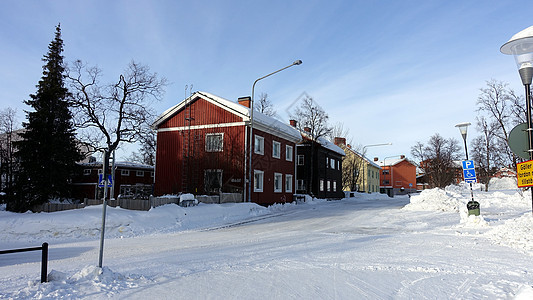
(334, 138, 381, 193)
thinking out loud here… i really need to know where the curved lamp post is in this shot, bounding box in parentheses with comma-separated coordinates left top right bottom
(361, 143, 391, 192)
(501, 26, 533, 213)
(246, 60, 302, 202)
(455, 122, 479, 216)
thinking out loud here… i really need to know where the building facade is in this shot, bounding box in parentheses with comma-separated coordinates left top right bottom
(152, 91, 301, 205)
(378, 156, 417, 196)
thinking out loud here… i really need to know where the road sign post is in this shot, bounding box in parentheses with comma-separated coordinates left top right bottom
(461, 160, 479, 216)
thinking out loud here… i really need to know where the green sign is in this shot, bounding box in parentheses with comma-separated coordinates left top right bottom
(508, 123, 530, 160)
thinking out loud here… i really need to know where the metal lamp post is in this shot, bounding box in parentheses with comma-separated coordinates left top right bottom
(246, 60, 302, 202)
(361, 143, 391, 192)
(455, 122, 479, 216)
(501, 25, 533, 213)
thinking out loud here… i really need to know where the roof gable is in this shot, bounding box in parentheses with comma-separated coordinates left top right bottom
(153, 91, 302, 142)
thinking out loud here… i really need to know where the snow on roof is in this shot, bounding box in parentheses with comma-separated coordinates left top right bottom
(153, 91, 302, 142)
(79, 161, 154, 170)
(299, 131, 345, 156)
(377, 157, 415, 167)
(344, 147, 380, 168)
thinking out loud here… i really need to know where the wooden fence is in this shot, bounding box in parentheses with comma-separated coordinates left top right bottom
(32, 193, 242, 213)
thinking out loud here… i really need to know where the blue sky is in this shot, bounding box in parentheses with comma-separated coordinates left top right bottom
(0, 1, 531, 161)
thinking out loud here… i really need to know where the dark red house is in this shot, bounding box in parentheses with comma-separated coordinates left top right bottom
(152, 91, 302, 205)
(71, 161, 154, 200)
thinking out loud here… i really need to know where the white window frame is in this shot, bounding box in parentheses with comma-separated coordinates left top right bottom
(254, 135, 264, 155)
(254, 170, 264, 192)
(286, 145, 293, 161)
(272, 141, 281, 159)
(326, 157, 329, 168)
(320, 179, 324, 192)
(83, 169, 91, 176)
(285, 174, 293, 193)
(136, 170, 144, 177)
(330, 158, 335, 169)
(333, 181, 337, 192)
(274, 173, 283, 192)
(206, 133, 224, 152)
(121, 169, 130, 176)
(204, 169, 223, 192)
(297, 179, 305, 191)
(337, 160, 340, 170)
(327, 180, 331, 192)
(297, 155, 304, 166)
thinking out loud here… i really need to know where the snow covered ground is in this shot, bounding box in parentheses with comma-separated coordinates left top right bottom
(2, 178, 533, 299)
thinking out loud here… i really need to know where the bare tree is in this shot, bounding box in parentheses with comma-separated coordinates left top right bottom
(411, 134, 461, 188)
(128, 123, 157, 166)
(471, 116, 501, 191)
(0, 107, 20, 201)
(290, 95, 332, 194)
(68, 60, 167, 193)
(476, 79, 520, 168)
(255, 93, 275, 116)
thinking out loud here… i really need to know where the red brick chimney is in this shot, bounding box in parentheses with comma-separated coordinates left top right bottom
(334, 137, 346, 146)
(289, 120, 297, 127)
(238, 96, 251, 108)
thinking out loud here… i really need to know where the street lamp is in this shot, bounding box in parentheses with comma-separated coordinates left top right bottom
(361, 143, 391, 192)
(246, 60, 302, 202)
(455, 122, 479, 216)
(501, 25, 533, 213)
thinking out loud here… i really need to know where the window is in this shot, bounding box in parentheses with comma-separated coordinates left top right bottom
(327, 180, 331, 192)
(83, 169, 91, 176)
(206, 133, 224, 152)
(326, 157, 329, 168)
(204, 169, 223, 192)
(297, 179, 305, 191)
(274, 173, 283, 192)
(285, 174, 293, 192)
(330, 158, 335, 169)
(320, 179, 324, 191)
(337, 160, 340, 170)
(333, 181, 337, 192)
(286, 145, 293, 161)
(136, 170, 144, 177)
(297, 155, 305, 166)
(382, 169, 390, 175)
(254, 135, 264, 155)
(273, 141, 281, 159)
(121, 169, 130, 176)
(383, 180, 390, 185)
(254, 170, 264, 192)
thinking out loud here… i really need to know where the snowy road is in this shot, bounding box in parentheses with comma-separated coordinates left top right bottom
(2, 190, 533, 299)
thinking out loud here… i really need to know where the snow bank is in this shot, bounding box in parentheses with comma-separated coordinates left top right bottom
(11, 265, 150, 299)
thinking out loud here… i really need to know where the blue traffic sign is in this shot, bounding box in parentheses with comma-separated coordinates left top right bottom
(98, 174, 113, 187)
(461, 160, 477, 183)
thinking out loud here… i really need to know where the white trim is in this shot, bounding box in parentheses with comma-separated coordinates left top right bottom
(274, 173, 283, 193)
(285, 174, 293, 193)
(272, 141, 281, 159)
(254, 135, 264, 155)
(254, 170, 264, 192)
(286, 145, 293, 161)
(158, 122, 245, 132)
(206, 132, 224, 152)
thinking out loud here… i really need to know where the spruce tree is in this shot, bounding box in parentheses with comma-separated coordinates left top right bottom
(10, 24, 81, 212)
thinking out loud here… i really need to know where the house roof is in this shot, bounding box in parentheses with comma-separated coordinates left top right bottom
(79, 161, 154, 170)
(298, 131, 345, 156)
(344, 147, 380, 168)
(377, 157, 416, 167)
(152, 91, 302, 142)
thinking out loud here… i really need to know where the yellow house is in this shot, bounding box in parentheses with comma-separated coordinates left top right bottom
(334, 138, 381, 193)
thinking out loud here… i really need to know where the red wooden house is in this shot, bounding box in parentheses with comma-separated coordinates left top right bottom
(377, 156, 417, 196)
(152, 91, 301, 205)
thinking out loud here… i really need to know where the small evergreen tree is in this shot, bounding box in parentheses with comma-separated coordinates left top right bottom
(10, 24, 81, 212)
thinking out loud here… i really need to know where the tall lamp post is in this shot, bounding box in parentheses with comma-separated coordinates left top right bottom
(455, 122, 479, 216)
(501, 25, 533, 213)
(246, 60, 302, 202)
(361, 143, 391, 192)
